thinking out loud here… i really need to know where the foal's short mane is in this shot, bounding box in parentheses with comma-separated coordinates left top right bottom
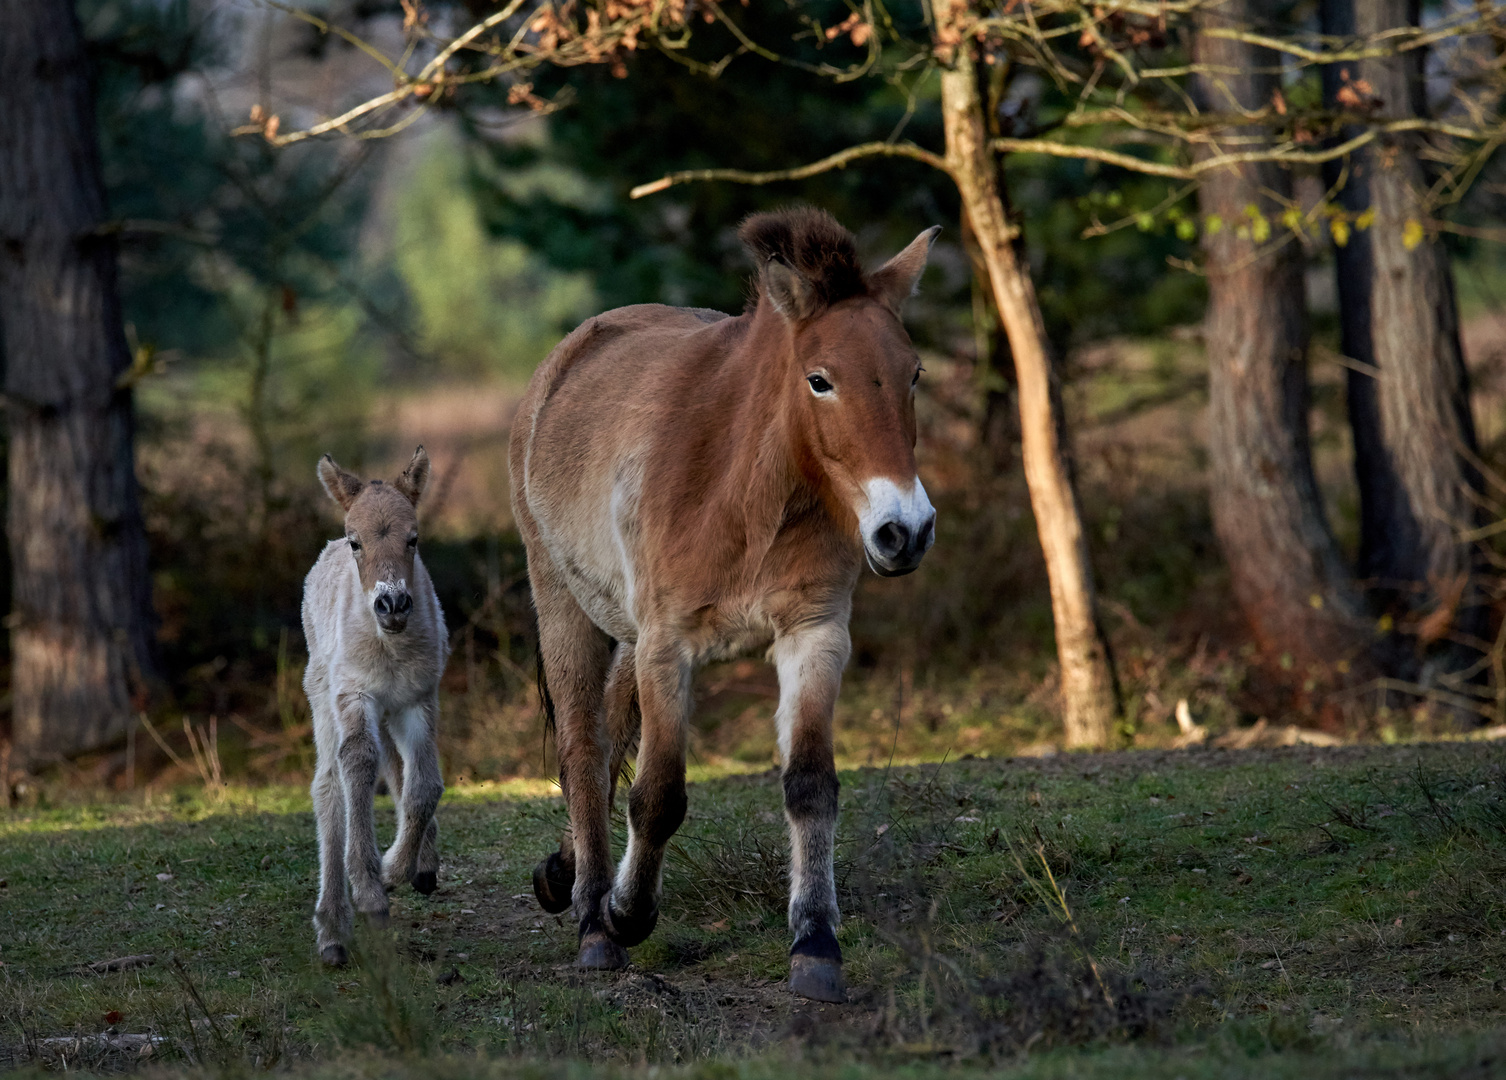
(739, 207, 867, 309)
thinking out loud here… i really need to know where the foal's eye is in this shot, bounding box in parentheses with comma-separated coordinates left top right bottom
(806, 373, 834, 395)
(407, 536, 418, 548)
(348, 538, 362, 554)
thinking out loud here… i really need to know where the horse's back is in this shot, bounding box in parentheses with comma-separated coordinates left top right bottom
(511, 304, 738, 505)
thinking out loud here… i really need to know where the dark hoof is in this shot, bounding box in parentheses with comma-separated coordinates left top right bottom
(600, 893, 658, 948)
(320, 943, 349, 967)
(532, 851, 574, 914)
(577, 931, 630, 970)
(789, 955, 846, 1003)
(411, 870, 438, 895)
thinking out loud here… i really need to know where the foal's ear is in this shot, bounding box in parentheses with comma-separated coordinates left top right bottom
(394, 445, 431, 507)
(318, 454, 364, 512)
(763, 256, 820, 323)
(869, 225, 942, 315)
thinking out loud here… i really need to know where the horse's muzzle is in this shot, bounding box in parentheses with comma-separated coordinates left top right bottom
(374, 589, 413, 634)
(865, 513, 935, 577)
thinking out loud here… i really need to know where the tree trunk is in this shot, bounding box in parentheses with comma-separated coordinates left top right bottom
(936, 12, 1120, 748)
(1321, 0, 1483, 667)
(0, 0, 157, 765)
(960, 214, 1019, 473)
(1193, 1, 1372, 673)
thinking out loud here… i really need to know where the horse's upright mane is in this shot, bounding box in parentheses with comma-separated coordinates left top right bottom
(739, 207, 867, 308)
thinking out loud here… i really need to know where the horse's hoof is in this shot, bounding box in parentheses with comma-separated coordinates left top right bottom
(577, 931, 630, 970)
(789, 955, 846, 1003)
(320, 943, 349, 967)
(532, 851, 574, 914)
(600, 893, 658, 948)
(411, 870, 437, 895)
(360, 908, 390, 929)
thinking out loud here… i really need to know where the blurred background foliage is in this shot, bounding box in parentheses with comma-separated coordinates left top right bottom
(30, 0, 1505, 788)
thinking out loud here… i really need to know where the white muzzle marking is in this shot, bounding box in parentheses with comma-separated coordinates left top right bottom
(858, 477, 936, 576)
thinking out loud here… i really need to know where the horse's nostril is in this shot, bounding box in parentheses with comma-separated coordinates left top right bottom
(874, 521, 909, 558)
(374, 593, 392, 615)
(394, 592, 412, 614)
(917, 515, 935, 550)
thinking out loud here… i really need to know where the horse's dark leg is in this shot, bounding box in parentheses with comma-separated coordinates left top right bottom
(602, 634, 689, 948)
(528, 554, 622, 969)
(773, 623, 850, 1003)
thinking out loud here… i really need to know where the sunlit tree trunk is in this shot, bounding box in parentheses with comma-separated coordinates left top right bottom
(1193, 1, 1372, 672)
(936, 9, 1120, 748)
(0, 0, 157, 764)
(1321, 0, 1484, 668)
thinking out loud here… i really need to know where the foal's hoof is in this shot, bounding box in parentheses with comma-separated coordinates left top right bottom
(789, 955, 846, 1003)
(320, 943, 349, 968)
(600, 894, 658, 948)
(411, 870, 438, 895)
(532, 851, 574, 915)
(577, 930, 630, 971)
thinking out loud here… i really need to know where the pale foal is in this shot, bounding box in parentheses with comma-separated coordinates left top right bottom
(302, 447, 449, 965)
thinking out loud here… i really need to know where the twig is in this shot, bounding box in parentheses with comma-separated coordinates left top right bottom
(630, 140, 951, 199)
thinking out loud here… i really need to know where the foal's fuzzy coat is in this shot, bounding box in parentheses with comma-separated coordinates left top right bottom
(303, 447, 449, 965)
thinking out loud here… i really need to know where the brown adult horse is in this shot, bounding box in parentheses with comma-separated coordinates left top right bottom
(509, 207, 938, 1002)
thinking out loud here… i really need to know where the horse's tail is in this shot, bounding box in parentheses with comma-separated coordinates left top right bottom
(536, 634, 556, 738)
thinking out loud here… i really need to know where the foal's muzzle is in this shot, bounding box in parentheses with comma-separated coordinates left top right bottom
(865, 512, 936, 577)
(373, 588, 413, 633)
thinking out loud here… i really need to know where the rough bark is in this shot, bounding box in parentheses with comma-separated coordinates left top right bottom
(1193, 1, 1372, 672)
(936, 11, 1120, 748)
(0, 0, 157, 764)
(1321, 0, 1483, 664)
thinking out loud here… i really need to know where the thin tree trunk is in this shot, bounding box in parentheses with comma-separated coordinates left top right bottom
(960, 214, 1019, 472)
(1321, 0, 1483, 667)
(0, 0, 157, 764)
(1193, 1, 1372, 672)
(936, 13, 1120, 748)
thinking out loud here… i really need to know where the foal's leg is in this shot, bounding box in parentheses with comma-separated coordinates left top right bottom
(335, 691, 389, 928)
(379, 725, 405, 865)
(527, 555, 619, 967)
(381, 698, 444, 895)
(603, 632, 690, 948)
(312, 763, 351, 965)
(773, 622, 850, 1003)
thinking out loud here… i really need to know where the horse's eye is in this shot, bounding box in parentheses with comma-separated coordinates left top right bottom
(348, 538, 362, 554)
(407, 536, 418, 548)
(807, 373, 834, 395)
(912, 366, 924, 387)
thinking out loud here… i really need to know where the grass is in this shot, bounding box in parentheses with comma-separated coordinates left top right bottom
(4, 741, 1506, 1076)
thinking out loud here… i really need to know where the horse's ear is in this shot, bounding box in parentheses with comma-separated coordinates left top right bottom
(394, 445, 431, 507)
(870, 225, 941, 314)
(763, 256, 820, 323)
(318, 454, 364, 511)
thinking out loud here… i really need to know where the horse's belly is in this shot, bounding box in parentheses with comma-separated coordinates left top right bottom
(567, 566, 638, 643)
(530, 502, 640, 643)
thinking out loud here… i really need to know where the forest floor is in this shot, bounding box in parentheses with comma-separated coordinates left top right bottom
(4, 741, 1506, 1077)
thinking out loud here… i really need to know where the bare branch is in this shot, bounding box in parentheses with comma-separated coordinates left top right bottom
(629, 140, 951, 199)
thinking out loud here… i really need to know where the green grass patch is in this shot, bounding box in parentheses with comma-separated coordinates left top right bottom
(3, 743, 1506, 1075)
